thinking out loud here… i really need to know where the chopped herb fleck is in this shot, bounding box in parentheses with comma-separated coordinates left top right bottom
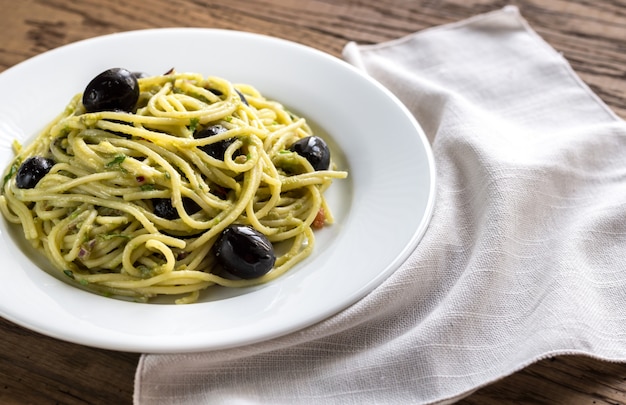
(2, 164, 18, 187)
(189, 117, 200, 132)
(68, 209, 81, 220)
(138, 265, 152, 278)
(106, 154, 126, 169)
(63, 270, 75, 279)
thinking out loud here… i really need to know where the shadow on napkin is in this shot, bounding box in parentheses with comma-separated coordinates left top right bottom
(135, 6, 626, 405)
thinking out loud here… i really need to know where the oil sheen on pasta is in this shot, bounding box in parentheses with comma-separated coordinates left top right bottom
(0, 70, 347, 304)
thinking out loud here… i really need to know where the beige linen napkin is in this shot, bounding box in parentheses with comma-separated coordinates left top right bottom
(134, 6, 626, 404)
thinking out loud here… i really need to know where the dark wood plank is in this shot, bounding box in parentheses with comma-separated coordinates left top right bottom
(0, 318, 138, 405)
(461, 356, 626, 404)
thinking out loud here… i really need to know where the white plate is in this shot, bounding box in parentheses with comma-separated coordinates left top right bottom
(0, 28, 435, 353)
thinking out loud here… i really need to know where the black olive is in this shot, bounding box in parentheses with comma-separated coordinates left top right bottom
(15, 156, 55, 189)
(82, 68, 140, 113)
(183, 198, 202, 215)
(153, 198, 201, 220)
(235, 89, 249, 106)
(213, 225, 276, 279)
(195, 125, 239, 160)
(153, 198, 178, 220)
(289, 136, 331, 171)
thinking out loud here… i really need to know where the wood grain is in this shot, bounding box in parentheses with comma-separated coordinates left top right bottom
(2, 0, 626, 403)
(0, 317, 138, 405)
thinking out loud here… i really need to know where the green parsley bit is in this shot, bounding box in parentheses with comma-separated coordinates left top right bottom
(2, 164, 18, 187)
(189, 117, 200, 132)
(106, 154, 126, 168)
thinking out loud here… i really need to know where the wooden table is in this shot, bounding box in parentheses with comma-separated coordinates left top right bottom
(2, 0, 626, 403)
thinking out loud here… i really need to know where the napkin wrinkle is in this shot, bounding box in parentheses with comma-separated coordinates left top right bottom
(345, 0, 626, 392)
(135, 6, 626, 405)
(344, 6, 620, 134)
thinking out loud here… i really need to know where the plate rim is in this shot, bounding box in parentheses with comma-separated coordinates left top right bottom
(0, 27, 436, 353)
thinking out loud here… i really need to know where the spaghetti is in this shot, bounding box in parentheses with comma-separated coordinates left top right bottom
(0, 70, 347, 304)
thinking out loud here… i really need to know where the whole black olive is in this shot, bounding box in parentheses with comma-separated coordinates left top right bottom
(213, 225, 276, 279)
(289, 136, 331, 171)
(82, 68, 140, 113)
(195, 125, 239, 160)
(153, 198, 201, 220)
(15, 156, 55, 189)
(153, 198, 178, 220)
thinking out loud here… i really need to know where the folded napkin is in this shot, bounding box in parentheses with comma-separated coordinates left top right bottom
(134, 6, 626, 404)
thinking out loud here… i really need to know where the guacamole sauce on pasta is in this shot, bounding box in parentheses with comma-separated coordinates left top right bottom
(0, 68, 347, 304)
